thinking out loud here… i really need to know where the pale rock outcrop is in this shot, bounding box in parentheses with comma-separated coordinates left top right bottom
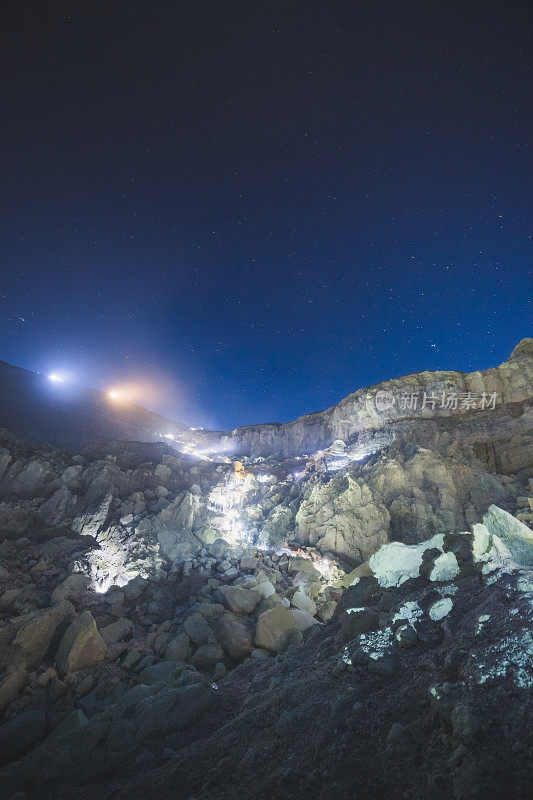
(295, 475, 390, 562)
(481, 504, 533, 566)
(56, 611, 107, 675)
(9, 600, 74, 668)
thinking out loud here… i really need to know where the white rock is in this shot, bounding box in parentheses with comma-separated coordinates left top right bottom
(482, 505, 533, 567)
(429, 552, 460, 582)
(429, 598, 453, 621)
(369, 535, 444, 588)
(291, 591, 317, 616)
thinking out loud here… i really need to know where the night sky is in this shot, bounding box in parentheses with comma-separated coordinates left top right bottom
(1, 2, 531, 430)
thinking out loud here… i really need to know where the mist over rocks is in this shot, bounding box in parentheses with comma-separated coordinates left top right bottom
(0, 341, 531, 799)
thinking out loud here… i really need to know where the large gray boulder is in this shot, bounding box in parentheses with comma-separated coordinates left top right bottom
(190, 643, 224, 670)
(10, 600, 74, 668)
(51, 574, 88, 603)
(218, 585, 261, 614)
(211, 611, 255, 661)
(164, 632, 191, 662)
(39, 486, 77, 527)
(183, 612, 216, 645)
(255, 606, 303, 652)
(99, 617, 133, 645)
(56, 611, 107, 675)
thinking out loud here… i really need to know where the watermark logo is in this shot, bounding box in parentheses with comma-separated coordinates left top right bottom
(375, 390, 395, 412)
(374, 390, 498, 413)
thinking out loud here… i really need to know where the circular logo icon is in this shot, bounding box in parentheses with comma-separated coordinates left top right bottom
(375, 390, 395, 412)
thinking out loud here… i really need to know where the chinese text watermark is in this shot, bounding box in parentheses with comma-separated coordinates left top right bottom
(374, 390, 498, 413)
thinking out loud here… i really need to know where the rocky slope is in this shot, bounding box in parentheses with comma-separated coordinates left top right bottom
(0, 341, 531, 799)
(0, 360, 188, 449)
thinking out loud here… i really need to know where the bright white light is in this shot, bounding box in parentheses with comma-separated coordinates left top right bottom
(48, 373, 64, 383)
(163, 433, 175, 440)
(208, 473, 254, 544)
(107, 390, 122, 401)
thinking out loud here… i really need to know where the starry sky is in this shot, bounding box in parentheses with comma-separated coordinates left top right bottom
(1, 2, 531, 430)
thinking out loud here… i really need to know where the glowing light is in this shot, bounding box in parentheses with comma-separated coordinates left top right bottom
(106, 382, 158, 406)
(48, 373, 64, 383)
(208, 472, 255, 544)
(314, 557, 344, 585)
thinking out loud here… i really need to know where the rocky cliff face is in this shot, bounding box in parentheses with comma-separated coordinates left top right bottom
(181, 337, 533, 458)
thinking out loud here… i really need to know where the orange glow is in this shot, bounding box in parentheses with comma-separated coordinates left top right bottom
(106, 382, 157, 405)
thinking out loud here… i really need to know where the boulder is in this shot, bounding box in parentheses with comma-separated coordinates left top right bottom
(123, 575, 148, 600)
(38, 486, 77, 527)
(138, 661, 185, 685)
(0, 664, 26, 712)
(183, 612, 216, 645)
(291, 591, 317, 616)
(100, 617, 134, 645)
(56, 611, 107, 675)
(255, 606, 303, 652)
(190, 643, 224, 670)
(209, 539, 231, 559)
(290, 608, 321, 632)
(11, 600, 74, 667)
(51, 574, 89, 603)
(482, 505, 533, 566)
(164, 632, 191, 662)
(291, 571, 322, 599)
(0, 588, 20, 609)
(256, 579, 276, 598)
(134, 683, 213, 741)
(287, 557, 321, 577)
(211, 611, 255, 661)
(317, 600, 337, 622)
(240, 555, 259, 571)
(218, 585, 261, 614)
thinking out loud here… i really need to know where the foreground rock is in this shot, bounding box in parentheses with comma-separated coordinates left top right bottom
(56, 611, 107, 675)
(255, 605, 303, 651)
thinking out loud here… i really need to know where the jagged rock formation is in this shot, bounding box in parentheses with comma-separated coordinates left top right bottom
(0, 341, 531, 575)
(0, 341, 531, 799)
(183, 337, 533, 458)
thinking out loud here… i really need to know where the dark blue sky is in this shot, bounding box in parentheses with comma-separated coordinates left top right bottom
(1, 2, 531, 430)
